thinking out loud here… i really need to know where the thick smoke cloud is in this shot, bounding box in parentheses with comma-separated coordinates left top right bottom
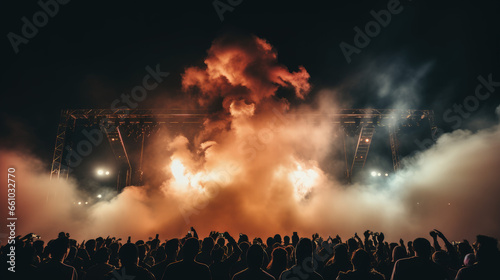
(182, 34, 310, 109)
(1, 35, 499, 244)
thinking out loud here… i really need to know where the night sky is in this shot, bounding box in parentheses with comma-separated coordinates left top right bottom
(2, 0, 500, 166)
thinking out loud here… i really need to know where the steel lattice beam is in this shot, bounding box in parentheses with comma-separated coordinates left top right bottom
(350, 126, 375, 177)
(50, 108, 436, 183)
(50, 110, 70, 181)
(389, 124, 401, 171)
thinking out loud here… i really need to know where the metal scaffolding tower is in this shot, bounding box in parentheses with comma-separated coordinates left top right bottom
(50, 108, 436, 184)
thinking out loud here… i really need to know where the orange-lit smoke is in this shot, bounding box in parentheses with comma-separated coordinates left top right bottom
(2, 35, 500, 244)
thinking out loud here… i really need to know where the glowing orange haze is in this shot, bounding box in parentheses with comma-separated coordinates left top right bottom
(1, 35, 500, 244)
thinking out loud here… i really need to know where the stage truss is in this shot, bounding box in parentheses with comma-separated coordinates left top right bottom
(50, 108, 437, 184)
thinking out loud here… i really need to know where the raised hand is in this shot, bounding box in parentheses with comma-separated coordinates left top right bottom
(434, 229, 445, 239)
(430, 230, 438, 238)
(377, 232, 385, 243)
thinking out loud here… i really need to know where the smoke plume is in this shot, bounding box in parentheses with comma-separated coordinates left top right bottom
(1, 35, 500, 244)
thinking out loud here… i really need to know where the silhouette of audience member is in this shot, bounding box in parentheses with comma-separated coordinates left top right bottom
(107, 243, 155, 280)
(384, 246, 406, 280)
(3, 237, 38, 280)
(292, 232, 299, 248)
(457, 241, 474, 267)
(337, 248, 384, 280)
(232, 244, 275, 280)
(152, 239, 179, 280)
(455, 235, 500, 280)
(390, 238, 447, 280)
(138, 243, 152, 269)
(84, 247, 114, 280)
(197, 237, 215, 265)
(211, 233, 242, 280)
(432, 251, 457, 280)
(85, 239, 96, 260)
(267, 247, 288, 280)
(108, 242, 120, 267)
(280, 238, 324, 280)
(322, 244, 353, 280)
(346, 237, 360, 260)
(6, 229, 500, 280)
(231, 241, 250, 277)
(283, 236, 290, 246)
(162, 237, 211, 280)
(38, 235, 78, 280)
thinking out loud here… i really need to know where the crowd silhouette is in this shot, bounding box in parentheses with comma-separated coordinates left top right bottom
(1, 228, 499, 280)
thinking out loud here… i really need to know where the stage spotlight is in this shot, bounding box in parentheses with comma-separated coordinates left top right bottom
(105, 171, 110, 175)
(97, 194, 102, 199)
(371, 171, 377, 177)
(377, 173, 381, 176)
(385, 173, 389, 177)
(97, 169, 104, 175)
(365, 138, 370, 143)
(78, 202, 82, 205)
(85, 202, 88, 205)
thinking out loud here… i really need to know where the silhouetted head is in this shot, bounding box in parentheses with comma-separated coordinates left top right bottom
(284, 236, 290, 245)
(109, 242, 119, 254)
(154, 246, 166, 262)
(119, 243, 139, 266)
(201, 237, 215, 252)
(85, 239, 96, 251)
(50, 236, 70, 261)
(334, 243, 349, 262)
(475, 235, 499, 263)
(267, 247, 288, 270)
(96, 237, 104, 248)
(165, 239, 179, 259)
(392, 246, 406, 262)
(412, 238, 432, 259)
(212, 247, 224, 262)
(247, 244, 264, 270)
(458, 242, 473, 257)
(347, 238, 358, 252)
(352, 249, 371, 272)
(274, 234, 282, 245)
(238, 234, 249, 244)
(295, 238, 313, 265)
(94, 247, 110, 264)
(292, 233, 299, 247)
(137, 244, 146, 261)
(432, 250, 450, 267)
(267, 237, 275, 248)
(183, 238, 200, 261)
(33, 240, 44, 256)
(217, 237, 225, 247)
(239, 242, 251, 260)
(66, 246, 77, 261)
